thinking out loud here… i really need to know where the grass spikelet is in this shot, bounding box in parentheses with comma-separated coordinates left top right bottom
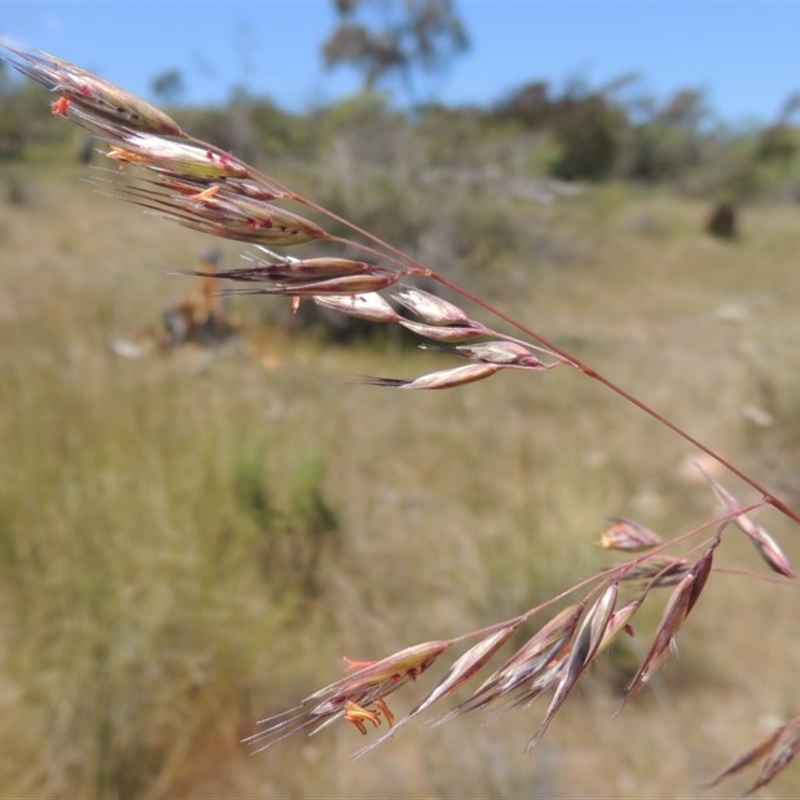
(596, 597, 642, 655)
(747, 527, 796, 579)
(744, 715, 800, 796)
(0, 42, 184, 137)
(353, 625, 519, 758)
(526, 584, 618, 752)
(107, 136, 252, 180)
(221, 273, 402, 298)
(621, 546, 716, 707)
(392, 287, 471, 325)
(705, 724, 787, 788)
(697, 465, 795, 578)
(421, 340, 556, 369)
(398, 318, 488, 342)
(435, 603, 586, 725)
(358, 363, 502, 389)
(314, 292, 401, 323)
(186, 257, 386, 285)
(707, 714, 800, 795)
(120, 180, 329, 245)
(243, 640, 450, 754)
(600, 517, 662, 551)
(618, 556, 690, 587)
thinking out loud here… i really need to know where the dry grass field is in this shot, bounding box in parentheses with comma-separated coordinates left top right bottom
(1, 159, 800, 798)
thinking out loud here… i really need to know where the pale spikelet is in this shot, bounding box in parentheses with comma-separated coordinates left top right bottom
(698, 465, 796, 578)
(596, 597, 642, 655)
(243, 640, 450, 753)
(331, 640, 450, 694)
(527, 584, 618, 752)
(353, 625, 519, 758)
(747, 526, 796, 578)
(421, 340, 552, 369)
(398, 318, 487, 342)
(600, 517, 662, 551)
(359, 363, 503, 390)
(314, 292, 401, 323)
(0, 42, 184, 137)
(392, 287, 470, 325)
(107, 135, 252, 180)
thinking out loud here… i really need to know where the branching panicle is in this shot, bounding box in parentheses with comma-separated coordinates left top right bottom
(4, 39, 800, 796)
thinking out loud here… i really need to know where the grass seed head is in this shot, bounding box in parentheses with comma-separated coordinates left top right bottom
(432, 340, 547, 366)
(222, 273, 403, 298)
(192, 257, 382, 284)
(314, 292, 401, 323)
(601, 517, 662, 551)
(527, 585, 618, 752)
(1, 42, 185, 137)
(398, 319, 488, 342)
(744, 715, 800, 796)
(354, 626, 520, 758)
(696, 465, 795, 578)
(746, 525, 796, 579)
(621, 547, 715, 706)
(107, 136, 252, 180)
(392, 287, 471, 325)
(359, 363, 502, 390)
(437, 603, 585, 724)
(121, 179, 329, 246)
(618, 556, 690, 587)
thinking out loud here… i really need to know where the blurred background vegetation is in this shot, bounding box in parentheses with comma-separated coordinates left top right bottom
(2, 2, 800, 797)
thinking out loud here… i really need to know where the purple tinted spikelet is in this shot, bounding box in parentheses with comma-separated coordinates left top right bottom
(1, 43, 184, 137)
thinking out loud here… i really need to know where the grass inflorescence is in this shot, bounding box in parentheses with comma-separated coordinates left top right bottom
(3, 40, 800, 798)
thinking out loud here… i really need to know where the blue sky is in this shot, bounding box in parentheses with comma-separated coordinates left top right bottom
(2, 1, 799, 125)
